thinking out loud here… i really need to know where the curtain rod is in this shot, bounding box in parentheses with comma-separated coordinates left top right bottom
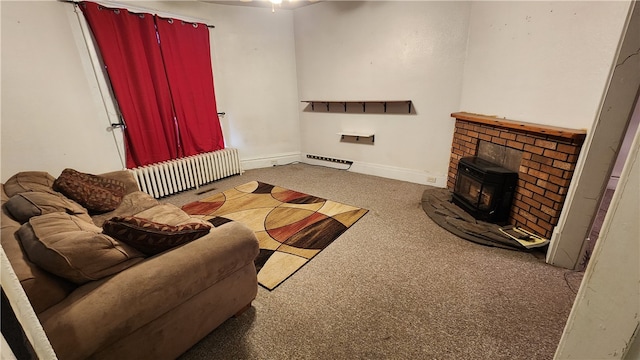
(60, 0, 215, 28)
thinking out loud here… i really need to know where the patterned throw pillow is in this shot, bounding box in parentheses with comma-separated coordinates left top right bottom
(103, 216, 212, 255)
(53, 168, 125, 213)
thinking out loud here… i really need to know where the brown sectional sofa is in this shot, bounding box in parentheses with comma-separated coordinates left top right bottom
(1, 170, 260, 359)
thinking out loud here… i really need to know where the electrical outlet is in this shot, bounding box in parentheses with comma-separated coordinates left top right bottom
(427, 177, 437, 183)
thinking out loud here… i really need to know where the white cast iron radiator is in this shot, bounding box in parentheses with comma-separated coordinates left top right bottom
(129, 148, 241, 198)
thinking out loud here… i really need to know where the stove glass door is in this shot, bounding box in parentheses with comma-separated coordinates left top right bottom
(454, 172, 495, 211)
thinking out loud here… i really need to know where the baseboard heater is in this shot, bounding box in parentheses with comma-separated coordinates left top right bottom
(129, 148, 241, 198)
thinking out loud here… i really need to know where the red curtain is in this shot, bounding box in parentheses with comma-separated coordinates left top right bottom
(80, 2, 179, 168)
(155, 17, 225, 156)
(80, 2, 225, 167)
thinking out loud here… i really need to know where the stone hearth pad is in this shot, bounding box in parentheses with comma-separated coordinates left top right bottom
(421, 187, 540, 252)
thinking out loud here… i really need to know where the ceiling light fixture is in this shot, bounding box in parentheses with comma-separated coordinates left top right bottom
(270, 0, 283, 13)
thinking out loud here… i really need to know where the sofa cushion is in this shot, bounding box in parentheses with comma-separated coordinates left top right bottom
(3, 171, 56, 197)
(134, 203, 212, 227)
(4, 191, 92, 224)
(90, 191, 160, 227)
(98, 170, 141, 195)
(53, 168, 125, 213)
(17, 212, 145, 284)
(1, 186, 76, 314)
(103, 216, 211, 255)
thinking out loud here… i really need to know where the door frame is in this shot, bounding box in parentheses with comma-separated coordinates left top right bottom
(546, 1, 640, 270)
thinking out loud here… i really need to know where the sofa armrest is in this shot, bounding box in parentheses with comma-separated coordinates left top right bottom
(99, 170, 140, 195)
(38, 222, 259, 360)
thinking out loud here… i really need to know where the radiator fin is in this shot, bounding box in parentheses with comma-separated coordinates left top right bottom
(129, 148, 241, 199)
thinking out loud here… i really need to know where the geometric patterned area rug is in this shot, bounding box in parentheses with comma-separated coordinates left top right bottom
(182, 181, 368, 290)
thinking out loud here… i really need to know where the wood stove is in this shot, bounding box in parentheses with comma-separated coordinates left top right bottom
(452, 157, 518, 224)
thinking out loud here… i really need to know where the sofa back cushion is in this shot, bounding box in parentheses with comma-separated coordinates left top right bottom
(90, 191, 160, 228)
(3, 171, 56, 197)
(18, 212, 145, 284)
(4, 191, 92, 224)
(97, 170, 141, 195)
(1, 185, 76, 314)
(53, 168, 125, 213)
(133, 203, 212, 227)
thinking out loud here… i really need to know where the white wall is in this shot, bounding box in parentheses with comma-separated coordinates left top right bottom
(294, 1, 471, 186)
(0, 1, 301, 181)
(460, 1, 630, 130)
(1, 1, 123, 181)
(609, 98, 640, 188)
(139, 2, 302, 168)
(2, 1, 631, 184)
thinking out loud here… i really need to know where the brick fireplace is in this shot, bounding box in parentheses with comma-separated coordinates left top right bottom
(448, 112, 587, 239)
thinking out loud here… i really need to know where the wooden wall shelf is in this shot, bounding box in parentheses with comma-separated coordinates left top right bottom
(338, 132, 375, 144)
(451, 112, 587, 140)
(302, 100, 412, 114)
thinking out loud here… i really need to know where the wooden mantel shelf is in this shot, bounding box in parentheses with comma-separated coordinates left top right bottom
(451, 112, 587, 140)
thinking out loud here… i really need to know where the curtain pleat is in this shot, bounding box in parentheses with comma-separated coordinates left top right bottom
(80, 2, 224, 168)
(156, 17, 225, 156)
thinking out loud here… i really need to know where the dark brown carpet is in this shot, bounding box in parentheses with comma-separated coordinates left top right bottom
(421, 187, 538, 251)
(160, 163, 579, 360)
